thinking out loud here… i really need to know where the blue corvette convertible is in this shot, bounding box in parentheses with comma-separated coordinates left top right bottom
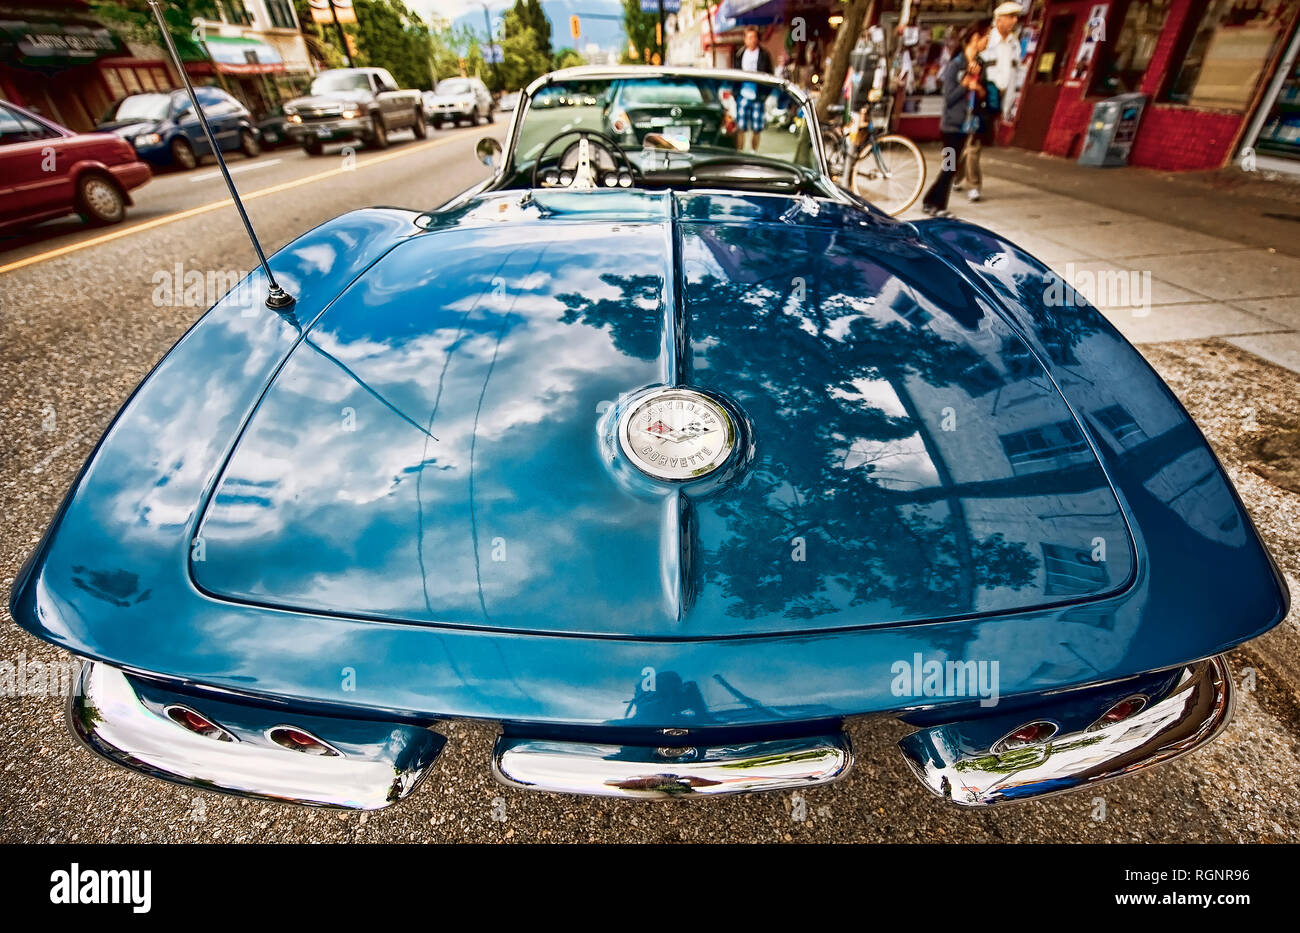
(12, 67, 1287, 809)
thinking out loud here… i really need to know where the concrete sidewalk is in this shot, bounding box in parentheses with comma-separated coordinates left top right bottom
(900, 147, 1300, 374)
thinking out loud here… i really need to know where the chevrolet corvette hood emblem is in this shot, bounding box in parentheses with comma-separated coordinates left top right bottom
(619, 388, 736, 481)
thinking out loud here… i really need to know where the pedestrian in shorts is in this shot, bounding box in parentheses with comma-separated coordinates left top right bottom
(732, 26, 773, 151)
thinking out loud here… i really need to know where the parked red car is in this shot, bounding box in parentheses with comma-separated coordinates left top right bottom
(0, 100, 151, 233)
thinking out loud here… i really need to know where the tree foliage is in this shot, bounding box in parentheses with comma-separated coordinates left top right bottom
(89, 1, 208, 61)
(553, 47, 585, 69)
(506, 0, 552, 57)
(351, 0, 436, 90)
(621, 0, 658, 64)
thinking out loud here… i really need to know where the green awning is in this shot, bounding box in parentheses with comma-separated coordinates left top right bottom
(0, 20, 127, 69)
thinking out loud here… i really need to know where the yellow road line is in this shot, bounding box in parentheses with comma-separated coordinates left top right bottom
(0, 131, 472, 276)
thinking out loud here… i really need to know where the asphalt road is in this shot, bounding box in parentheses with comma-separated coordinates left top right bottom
(1, 129, 1297, 843)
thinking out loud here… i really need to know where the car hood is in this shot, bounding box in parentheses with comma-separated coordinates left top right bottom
(287, 90, 371, 110)
(425, 93, 474, 105)
(190, 191, 1135, 638)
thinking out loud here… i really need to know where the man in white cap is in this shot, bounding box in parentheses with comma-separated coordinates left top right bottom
(957, 1, 1022, 202)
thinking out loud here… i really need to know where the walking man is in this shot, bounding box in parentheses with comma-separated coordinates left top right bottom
(959, 2, 1022, 202)
(733, 26, 773, 151)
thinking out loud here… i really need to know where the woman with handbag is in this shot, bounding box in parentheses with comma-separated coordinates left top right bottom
(921, 20, 992, 217)
(955, 63, 1001, 201)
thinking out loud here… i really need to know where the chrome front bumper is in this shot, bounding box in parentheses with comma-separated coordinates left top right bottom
(68, 662, 443, 810)
(286, 116, 370, 142)
(493, 735, 852, 799)
(66, 656, 1232, 809)
(897, 655, 1234, 807)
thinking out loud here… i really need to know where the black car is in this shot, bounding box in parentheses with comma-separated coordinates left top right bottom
(255, 105, 294, 149)
(603, 76, 730, 149)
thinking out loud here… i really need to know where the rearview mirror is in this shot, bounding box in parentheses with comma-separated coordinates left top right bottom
(476, 137, 502, 168)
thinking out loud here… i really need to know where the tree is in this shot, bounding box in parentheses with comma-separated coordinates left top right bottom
(292, 0, 347, 69)
(553, 227, 1041, 627)
(553, 47, 585, 69)
(89, 1, 221, 83)
(425, 23, 491, 86)
(524, 0, 552, 57)
(498, 4, 553, 90)
(621, 0, 658, 64)
(817, 0, 875, 123)
(352, 0, 436, 90)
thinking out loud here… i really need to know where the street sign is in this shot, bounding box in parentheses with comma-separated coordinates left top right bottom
(639, 0, 682, 12)
(482, 43, 503, 64)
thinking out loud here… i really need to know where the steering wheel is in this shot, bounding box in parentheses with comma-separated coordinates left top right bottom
(530, 129, 637, 190)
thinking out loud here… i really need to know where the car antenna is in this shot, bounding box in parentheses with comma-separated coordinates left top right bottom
(148, 0, 293, 310)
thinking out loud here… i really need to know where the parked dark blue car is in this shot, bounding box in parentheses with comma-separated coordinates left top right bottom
(12, 67, 1287, 812)
(97, 87, 260, 170)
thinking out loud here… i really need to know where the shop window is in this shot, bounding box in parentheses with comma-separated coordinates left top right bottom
(192, 1, 253, 25)
(1042, 543, 1108, 596)
(1089, 0, 1172, 95)
(1252, 33, 1300, 159)
(879, 0, 990, 118)
(224, 1, 254, 26)
(103, 68, 126, 100)
(1164, 0, 1299, 110)
(1034, 13, 1078, 84)
(1093, 404, 1146, 446)
(999, 419, 1090, 474)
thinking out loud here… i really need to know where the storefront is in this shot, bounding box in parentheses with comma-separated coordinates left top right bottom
(691, 0, 835, 83)
(877, 0, 994, 141)
(188, 35, 294, 119)
(1006, 0, 1300, 170)
(186, 6, 314, 119)
(0, 15, 175, 131)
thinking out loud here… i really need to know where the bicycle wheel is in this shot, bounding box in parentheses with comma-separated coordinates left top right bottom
(850, 133, 926, 216)
(821, 126, 848, 184)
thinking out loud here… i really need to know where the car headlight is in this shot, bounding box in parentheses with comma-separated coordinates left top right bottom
(340, 108, 360, 119)
(134, 132, 162, 147)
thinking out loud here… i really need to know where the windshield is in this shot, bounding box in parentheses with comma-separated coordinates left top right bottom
(513, 76, 817, 174)
(104, 93, 172, 123)
(311, 72, 371, 94)
(436, 79, 473, 95)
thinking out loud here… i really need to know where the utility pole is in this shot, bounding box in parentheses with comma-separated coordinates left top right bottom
(657, 0, 665, 65)
(329, 1, 354, 68)
(477, 2, 503, 91)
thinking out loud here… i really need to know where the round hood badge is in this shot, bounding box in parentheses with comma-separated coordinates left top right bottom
(618, 388, 736, 481)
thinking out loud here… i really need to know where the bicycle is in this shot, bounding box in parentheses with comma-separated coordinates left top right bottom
(820, 97, 926, 216)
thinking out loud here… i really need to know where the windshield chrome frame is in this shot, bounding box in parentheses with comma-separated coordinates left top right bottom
(488, 66, 840, 197)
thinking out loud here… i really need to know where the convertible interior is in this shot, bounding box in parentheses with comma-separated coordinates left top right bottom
(489, 72, 833, 197)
